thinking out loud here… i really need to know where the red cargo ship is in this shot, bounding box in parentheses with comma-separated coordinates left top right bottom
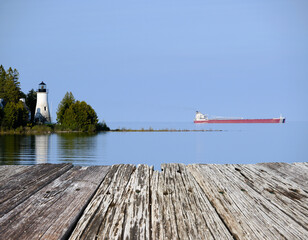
(194, 111, 286, 124)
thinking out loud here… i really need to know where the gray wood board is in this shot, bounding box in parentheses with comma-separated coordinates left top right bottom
(1, 163, 307, 240)
(257, 162, 308, 192)
(0, 165, 110, 240)
(0, 165, 31, 181)
(69, 164, 138, 239)
(0, 163, 73, 217)
(70, 164, 154, 240)
(187, 163, 308, 239)
(231, 163, 308, 230)
(151, 163, 233, 240)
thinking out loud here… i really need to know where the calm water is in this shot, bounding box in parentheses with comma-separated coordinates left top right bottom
(0, 122, 307, 170)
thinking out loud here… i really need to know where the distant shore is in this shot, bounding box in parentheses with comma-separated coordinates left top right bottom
(111, 128, 222, 132)
(0, 126, 222, 135)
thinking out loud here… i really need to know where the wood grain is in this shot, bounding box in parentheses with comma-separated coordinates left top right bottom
(0, 165, 30, 182)
(187, 163, 308, 239)
(0, 165, 109, 240)
(151, 163, 233, 240)
(0, 163, 73, 217)
(0, 163, 307, 240)
(69, 164, 137, 239)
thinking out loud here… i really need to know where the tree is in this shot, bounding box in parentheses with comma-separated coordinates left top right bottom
(26, 89, 37, 121)
(2, 101, 29, 129)
(62, 101, 98, 131)
(0, 65, 23, 104)
(56, 92, 75, 124)
(0, 65, 6, 99)
(0, 107, 3, 126)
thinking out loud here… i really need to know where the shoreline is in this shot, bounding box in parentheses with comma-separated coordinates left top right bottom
(110, 128, 222, 132)
(0, 128, 222, 135)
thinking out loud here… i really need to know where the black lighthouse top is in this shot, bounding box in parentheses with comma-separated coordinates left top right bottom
(38, 81, 47, 92)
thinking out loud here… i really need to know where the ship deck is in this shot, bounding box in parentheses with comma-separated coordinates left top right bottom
(0, 162, 307, 239)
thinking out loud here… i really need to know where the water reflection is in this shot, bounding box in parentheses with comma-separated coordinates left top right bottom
(0, 122, 307, 168)
(56, 133, 98, 164)
(0, 135, 22, 164)
(35, 135, 50, 164)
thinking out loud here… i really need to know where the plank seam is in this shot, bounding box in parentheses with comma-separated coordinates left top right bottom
(94, 165, 135, 238)
(119, 166, 137, 239)
(149, 167, 153, 240)
(0, 164, 73, 218)
(61, 166, 111, 240)
(188, 166, 236, 240)
(166, 168, 181, 239)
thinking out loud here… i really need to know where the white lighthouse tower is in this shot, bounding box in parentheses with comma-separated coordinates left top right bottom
(34, 81, 51, 123)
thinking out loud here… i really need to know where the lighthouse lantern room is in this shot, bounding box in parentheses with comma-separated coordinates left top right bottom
(38, 81, 47, 92)
(34, 81, 51, 123)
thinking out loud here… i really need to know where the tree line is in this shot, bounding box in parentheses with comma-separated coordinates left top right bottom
(0, 65, 109, 132)
(56, 92, 109, 132)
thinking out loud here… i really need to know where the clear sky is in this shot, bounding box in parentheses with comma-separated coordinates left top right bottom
(0, 0, 307, 123)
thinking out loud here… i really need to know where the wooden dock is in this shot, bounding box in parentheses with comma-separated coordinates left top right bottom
(0, 162, 307, 239)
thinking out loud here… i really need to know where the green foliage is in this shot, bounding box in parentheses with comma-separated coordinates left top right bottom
(0, 107, 3, 126)
(62, 101, 98, 131)
(0, 65, 23, 104)
(2, 101, 29, 129)
(96, 121, 110, 131)
(25, 89, 37, 121)
(0, 65, 29, 130)
(56, 92, 75, 124)
(56, 92, 109, 132)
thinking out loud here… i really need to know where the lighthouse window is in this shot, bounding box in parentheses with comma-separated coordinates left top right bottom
(44, 107, 46, 111)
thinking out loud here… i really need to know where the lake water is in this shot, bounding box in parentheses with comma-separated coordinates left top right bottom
(0, 122, 307, 170)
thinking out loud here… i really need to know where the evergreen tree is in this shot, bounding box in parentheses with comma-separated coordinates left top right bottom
(2, 101, 29, 129)
(0, 107, 3, 126)
(0, 65, 24, 104)
(26, 89, 37, 121)
(56, 92, 75, 124)
(0, 65, 6, 100)
(62, 101, 98, 131)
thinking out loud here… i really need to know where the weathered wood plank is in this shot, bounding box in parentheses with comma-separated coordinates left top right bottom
(151, 168, 178, 239)
(119, 164, 152, 239)
(230, 163, 308, 230)
(0, 165, 30, 182)
(188, 164, 308, 239)
(151, 164, 233, 240)
(0, 165, 110, 240)
(0, 163, 307, 239)
(0, 163, 73, 217)
(293, 162, 308, 169)
(257, 162, 308, 191)
(69, 164, 138, 239)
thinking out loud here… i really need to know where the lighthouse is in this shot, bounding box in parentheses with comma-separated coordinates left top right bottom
(34, 81, 51, 123)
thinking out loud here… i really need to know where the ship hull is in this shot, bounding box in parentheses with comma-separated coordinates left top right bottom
(194, 118, 286, 124)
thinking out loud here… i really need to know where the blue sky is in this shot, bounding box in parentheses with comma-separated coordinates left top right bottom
(0, 0, 307, 123)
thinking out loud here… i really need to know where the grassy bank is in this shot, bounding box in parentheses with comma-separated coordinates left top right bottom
(0, 123, 110, 135)
(0, 126, 222, 134)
